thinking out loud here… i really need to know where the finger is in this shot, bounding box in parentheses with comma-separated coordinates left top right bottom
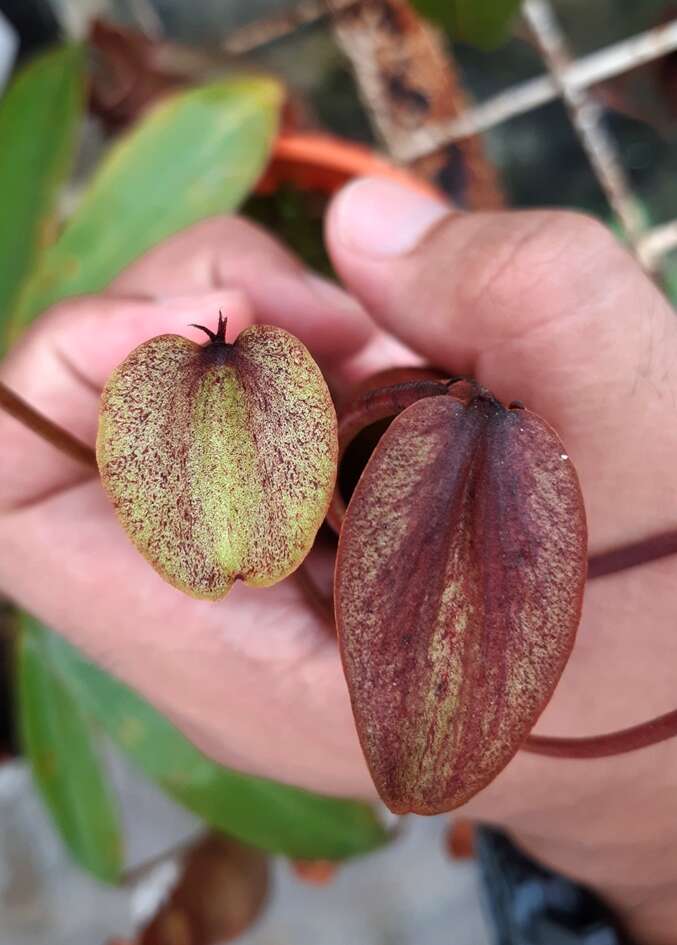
(0, 477, 372, 797)
(0, 283, 373, 796)
(0, 290, 251, 509)
(107, 215, 376, 364)
(326, 177, 677, 551)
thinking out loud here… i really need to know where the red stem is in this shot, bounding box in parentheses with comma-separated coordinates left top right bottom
(293, 562, 335, 632)
(588, 531, 677, 578)
(522, 709, 677, 758)
(0, 380, 97, 469)
(529, 535, 677, 757)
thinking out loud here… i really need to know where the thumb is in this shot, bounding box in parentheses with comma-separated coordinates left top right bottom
(325, 177, 677, 552)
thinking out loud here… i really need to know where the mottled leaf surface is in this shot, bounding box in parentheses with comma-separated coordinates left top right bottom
(97, 325, 337, 598)
(335, 394, 587, 814)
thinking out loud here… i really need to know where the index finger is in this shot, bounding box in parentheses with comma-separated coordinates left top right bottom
(108, 214, 376, 364)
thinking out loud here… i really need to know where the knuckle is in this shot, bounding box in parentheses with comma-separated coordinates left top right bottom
(455, 211, 620, 319)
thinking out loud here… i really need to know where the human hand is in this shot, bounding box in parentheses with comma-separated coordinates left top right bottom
(2, 178, 677, 943)
(0, 215, 383, 797)
(326, 178, 677, 945)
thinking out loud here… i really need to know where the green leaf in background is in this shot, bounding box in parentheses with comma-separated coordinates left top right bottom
(17, 617, 123, 883)
(8, 74, 282, 342)
(412, 0, 522, 49)
(35, 619, 389, 861)
(0, 44, 84, 348)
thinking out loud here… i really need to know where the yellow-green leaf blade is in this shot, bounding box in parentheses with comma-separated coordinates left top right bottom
(0, 44, 84, 348)
(10, 74, 282, 337)
(39, 622, 389, 860)
(17, 616, 124, 883)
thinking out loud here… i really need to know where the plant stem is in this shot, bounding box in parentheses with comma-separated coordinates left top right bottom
(337, 379, 452, 459)
(588, 531, 677, 578)
(523, 708, 677, 758)
(0, 380, 96, 469)
(535, 536, 677, 758)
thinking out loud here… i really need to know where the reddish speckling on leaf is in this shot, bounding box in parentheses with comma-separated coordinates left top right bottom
(96, 322, 337, 600)
(335, 388, 587, 814)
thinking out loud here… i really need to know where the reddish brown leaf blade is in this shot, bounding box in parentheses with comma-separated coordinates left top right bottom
(140, 833, 269, 945)
(335, 395, 587, 814)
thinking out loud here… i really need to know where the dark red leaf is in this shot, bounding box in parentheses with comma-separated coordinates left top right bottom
(335, 392, 587, 813)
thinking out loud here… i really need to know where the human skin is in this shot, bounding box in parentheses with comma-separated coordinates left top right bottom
(2, 177, 677, 942)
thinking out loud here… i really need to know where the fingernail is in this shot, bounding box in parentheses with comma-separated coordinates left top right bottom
(333, 177, 449, 258)
(303, 272, 363, 313)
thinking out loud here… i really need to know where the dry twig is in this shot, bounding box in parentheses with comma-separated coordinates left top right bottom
(328, 0, 503, 208)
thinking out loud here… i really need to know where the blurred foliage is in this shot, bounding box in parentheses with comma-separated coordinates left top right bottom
(139, 833, 269, 944)
(552, 0, 672, 57)
(0, 44, 84, 347)
(18, 617, 123, 883)
(25, 618, 389, 862)
(1, 47, 388, 880)
(412, 0, 522, 49)
(665, 254, 677, 306)
(6, 73, 282, 345)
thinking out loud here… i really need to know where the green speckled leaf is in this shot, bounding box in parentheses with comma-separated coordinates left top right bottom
(17, 616, 123, 883)
(8, 74, 281, 340)
(0, 44, 84, 352)
(34, 620, 389, 860)
(97, 323, 337, 598)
